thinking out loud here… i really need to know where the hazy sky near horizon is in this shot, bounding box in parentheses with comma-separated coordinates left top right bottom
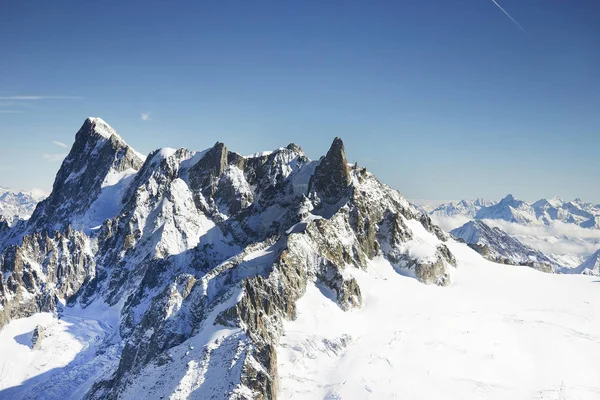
(1, 0, 598, 202)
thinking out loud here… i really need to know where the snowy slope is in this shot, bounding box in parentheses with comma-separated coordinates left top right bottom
(279, 241, 600, 400)
(0, 302, 121, 400)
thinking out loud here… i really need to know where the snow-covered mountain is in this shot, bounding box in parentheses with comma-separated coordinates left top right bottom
(571, 249, 600, 276)
(0, 118, 458, 399)
(450, 220, 555, 272)
(432, 194, 600, 229)
(430, 198, 496, 218)
(532, 197, 600, 228)
(0, 188, 46, 225)
(474, 194, 539, 225)
(429, 194, 600, 271)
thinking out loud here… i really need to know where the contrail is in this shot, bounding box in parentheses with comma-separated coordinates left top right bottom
(490, 0, 530, 36)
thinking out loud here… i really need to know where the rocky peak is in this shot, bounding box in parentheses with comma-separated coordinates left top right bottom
(79, 117, 121, 141)
(285, 143, 303, 154)
(499, 194, 517, 204)
(26, 118, 145, 233)
(189, 142, 228, 201)
(309, 137, 351, 204)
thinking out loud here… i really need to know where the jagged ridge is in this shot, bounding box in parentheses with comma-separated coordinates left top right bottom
(0, 118, 457, 399)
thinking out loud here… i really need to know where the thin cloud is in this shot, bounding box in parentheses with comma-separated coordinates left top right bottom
(0, 95, 83, 100)
(141, 112, 151, 121)
(490, 0, 530, 36)
(43, 153, 67, 162)
(52, 140, 68, 148)
(485, 219, 600, 257)
(0, 102, 35, 108)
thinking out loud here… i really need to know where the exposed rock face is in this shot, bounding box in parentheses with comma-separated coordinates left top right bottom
(0, 118, 458, 400)
(309, 137, 351, 204)
(0, 227, 94, 328)
(189, 142, 229, 210)
(0, 216, 9, 237)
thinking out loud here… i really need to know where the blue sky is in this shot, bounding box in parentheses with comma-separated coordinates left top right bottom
(1, 0, 598, 202)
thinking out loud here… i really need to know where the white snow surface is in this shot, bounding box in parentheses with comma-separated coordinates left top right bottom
(72, 168, 138, 233)
(279, 241, 600, 400)
(0, 301, 121, 399)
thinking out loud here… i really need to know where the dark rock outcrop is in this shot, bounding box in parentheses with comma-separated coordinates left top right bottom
(309, 137, 351, 204)
(189, 142, 228, 205)
(32, 324, 46, 350)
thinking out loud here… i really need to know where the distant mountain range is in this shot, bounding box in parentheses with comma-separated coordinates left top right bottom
(0, 187, 46, 225)
(430, 194, 600, 229)
(425, 194, 600, 275)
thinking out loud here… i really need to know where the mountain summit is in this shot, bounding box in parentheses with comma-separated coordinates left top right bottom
(26, 117, 145, 233)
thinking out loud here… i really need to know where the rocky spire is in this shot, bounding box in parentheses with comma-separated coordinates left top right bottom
(309, 137, 351, 204)
(189, 142, 228, 198)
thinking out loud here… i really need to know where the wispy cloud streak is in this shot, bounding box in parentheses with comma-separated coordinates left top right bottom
(43, 153, 67, 162)
(52, 141, 68, 148)
(0, 96, 83, 100)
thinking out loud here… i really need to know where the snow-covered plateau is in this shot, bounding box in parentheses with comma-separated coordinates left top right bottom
(279, 243, 600, 400)
(0, 118, 598, 400)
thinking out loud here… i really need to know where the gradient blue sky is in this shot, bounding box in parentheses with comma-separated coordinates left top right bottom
(1, 0, 598, 202)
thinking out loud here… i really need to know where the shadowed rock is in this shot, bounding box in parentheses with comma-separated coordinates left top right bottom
(309, 137, 351, 204)
(189, 142, 228, 197)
